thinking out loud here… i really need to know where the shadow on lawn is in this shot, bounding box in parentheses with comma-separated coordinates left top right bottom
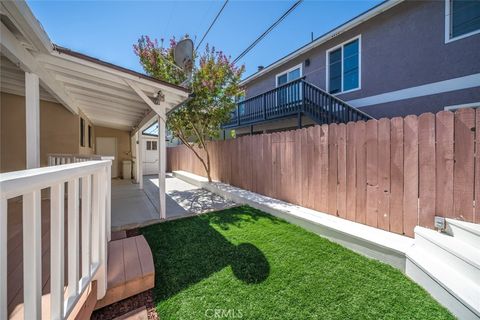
(141, 207, 271, 302)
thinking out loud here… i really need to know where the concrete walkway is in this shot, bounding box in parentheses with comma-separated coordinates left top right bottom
(111, 174, 235, 230)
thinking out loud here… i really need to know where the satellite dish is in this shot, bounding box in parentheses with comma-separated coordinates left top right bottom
(174, 38, 194, 72)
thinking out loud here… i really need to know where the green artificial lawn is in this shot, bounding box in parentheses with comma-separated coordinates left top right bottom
(141, 206, 454, 320)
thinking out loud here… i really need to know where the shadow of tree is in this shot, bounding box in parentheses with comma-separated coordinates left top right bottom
(141, 208, 272, 302)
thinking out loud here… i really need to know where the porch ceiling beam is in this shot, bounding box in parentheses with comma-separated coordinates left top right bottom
(88, 114, 134, 127)
(124, 79, 167, 122)
(132, 109, 156, 136)
(45, 64, 132, 91)
(58, 75, 144, 102)
(93, 119, 132, 131)
(0, 22, 78, 114)
(65, 86, 147, 108)
(75, 99, 146, 117)
(80, 106, 141, 121)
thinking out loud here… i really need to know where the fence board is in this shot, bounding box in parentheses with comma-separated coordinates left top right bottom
(294, 129, 303, 205)
(404, 115, 419, 237)
(377, 118, 391, 231)
(328, 124, 338, 215)
(301, 128, 312, 208)
(366, 119, 379, 227)
(418, 113, 436, 229)
(317, 125, 329, 212)
(355, 121, 367, 224)
(337, 124, 347, 219)
(454, 108, 475, 222)
(346, 122, 356, 221)
(435, 111, 454, 219)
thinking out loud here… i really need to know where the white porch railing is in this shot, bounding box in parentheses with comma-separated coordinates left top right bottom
(48, 153, 114, 165)
(0, 160, 112, 319)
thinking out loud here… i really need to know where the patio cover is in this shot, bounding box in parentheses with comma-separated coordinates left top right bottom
(0, 0, 190, 219)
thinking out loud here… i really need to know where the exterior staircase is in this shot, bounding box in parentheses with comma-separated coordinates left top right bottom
(95, 233, 155, 310)
(223, 78, 372, 129)
(406, 219, 480, 319)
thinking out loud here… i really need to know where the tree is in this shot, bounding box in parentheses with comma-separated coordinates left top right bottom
(134, 36, 244, 182)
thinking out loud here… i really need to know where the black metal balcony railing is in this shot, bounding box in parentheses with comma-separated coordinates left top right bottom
(223, 78, 372, 128)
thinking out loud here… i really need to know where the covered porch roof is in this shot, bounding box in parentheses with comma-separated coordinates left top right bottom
(0, 0, 190, 131)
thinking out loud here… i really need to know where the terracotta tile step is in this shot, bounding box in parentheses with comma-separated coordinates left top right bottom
(95, 235, 155, 310)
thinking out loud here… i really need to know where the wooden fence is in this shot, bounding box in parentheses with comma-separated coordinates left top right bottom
(167, 108, 480, 237)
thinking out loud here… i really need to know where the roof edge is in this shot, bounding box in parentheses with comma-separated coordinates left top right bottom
(53, 44, 190, 93)
(240, 0, 403, 86)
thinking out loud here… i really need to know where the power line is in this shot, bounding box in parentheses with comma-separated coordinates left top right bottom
(195, 0, 229, 51)
(233, 0, 303, 64)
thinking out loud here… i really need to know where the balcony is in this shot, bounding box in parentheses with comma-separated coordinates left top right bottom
(223, 78, 372, 129)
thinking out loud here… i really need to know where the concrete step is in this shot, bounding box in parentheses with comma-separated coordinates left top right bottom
(95, 235, 155, 310)
(414, 226, 480, 287)
(446, 218, 480, 248)
(406, 246, 480, 319)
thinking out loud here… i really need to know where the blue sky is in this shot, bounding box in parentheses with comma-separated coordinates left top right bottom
(28, 0, 381, 79)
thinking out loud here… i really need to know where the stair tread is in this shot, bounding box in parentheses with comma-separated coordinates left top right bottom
(107, 236, 154, 289)
(446, 218, 480, 236)
(415, 226, 480, 268)
(407, 247, 480, 312)
(96, 235, 154, 310)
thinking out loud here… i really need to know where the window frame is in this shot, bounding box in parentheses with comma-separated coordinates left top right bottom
(445, 0, 480, 43)
(275, 63, 303, 87)
(88, 125, 92, 148)
(325, 35, 362, 95)
(80, 118, 85, 147)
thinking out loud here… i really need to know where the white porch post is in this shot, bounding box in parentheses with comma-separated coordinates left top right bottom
(158, 113, 166, 220)
(135, 132, 141, 185)
(138, 134, 144, 189)
(25, 72, 40, 169)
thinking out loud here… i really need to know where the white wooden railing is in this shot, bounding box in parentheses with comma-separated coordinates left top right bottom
(48, 153, 114, 165)
(0, 160, 112, 319)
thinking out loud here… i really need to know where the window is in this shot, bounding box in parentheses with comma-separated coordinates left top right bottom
(236, 91, 246, 116)
(276, 65, 303, 106)
(446, 0, 480, 41)
(146, 140, 157, 150)
(276, 65, 302, 87)
(88, 125, 92, 148)
(327, 37, 360, 94)
(80, 118, 85, 147)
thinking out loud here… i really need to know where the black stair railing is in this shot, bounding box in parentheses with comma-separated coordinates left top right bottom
(223, 78, 372, 128)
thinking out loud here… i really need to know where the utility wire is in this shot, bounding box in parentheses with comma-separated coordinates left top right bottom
(195, 0, 229, 51)
(233, 0, 303, 64)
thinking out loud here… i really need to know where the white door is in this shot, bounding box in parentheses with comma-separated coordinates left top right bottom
(143, 139, 158, 175)
(96, 137, 118, 178)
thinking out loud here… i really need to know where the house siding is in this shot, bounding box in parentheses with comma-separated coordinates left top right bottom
(244, 0, 480, 117)
(0, 92, 96, 172)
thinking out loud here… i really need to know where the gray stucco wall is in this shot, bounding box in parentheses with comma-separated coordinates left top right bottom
(244, 0, 480, 118)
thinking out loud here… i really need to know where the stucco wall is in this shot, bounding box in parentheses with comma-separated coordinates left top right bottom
(244, 0, 480, 117)
(1, 92, 26, 172)
(0, 92, 96, 172)
(94, 126, 132, 178)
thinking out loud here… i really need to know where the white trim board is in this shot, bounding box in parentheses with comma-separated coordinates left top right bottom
(347, 73, 480, 108)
